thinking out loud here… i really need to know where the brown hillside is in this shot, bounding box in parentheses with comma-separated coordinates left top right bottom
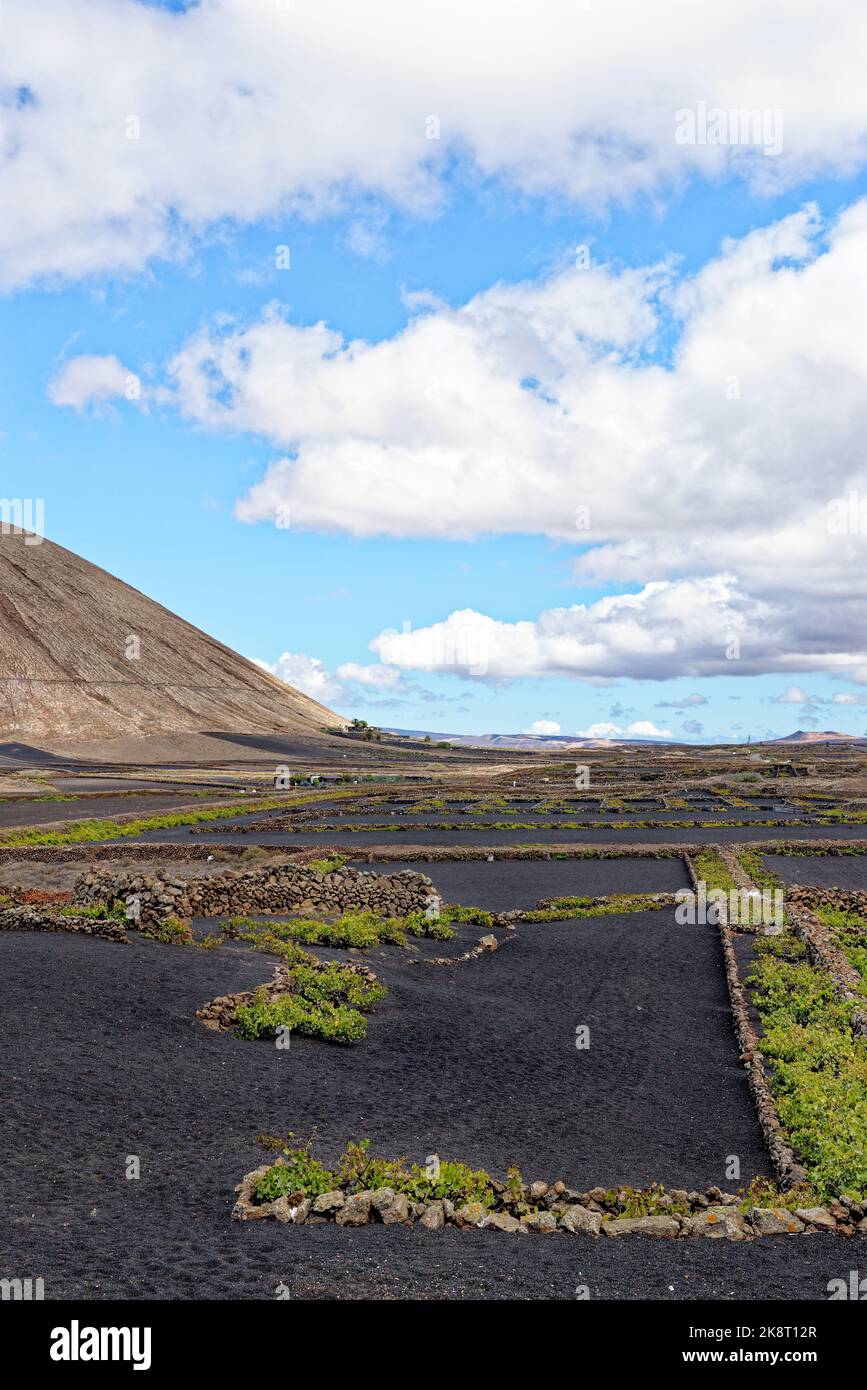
(0, 531, 340, 742)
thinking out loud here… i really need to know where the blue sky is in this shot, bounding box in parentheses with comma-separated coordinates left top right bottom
(5, 1, 867, 743)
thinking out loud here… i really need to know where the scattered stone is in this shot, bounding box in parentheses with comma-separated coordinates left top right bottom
(419, 1201, 445, 1231)
(311, 1190, 345, 1214)
(687, 1207, 751, 1241)
(335, 1192, 372, 1226)
(795, 1207, 837, 1231)
(289, 1198, 311, 1225)
(454, 1201, 487, 1227)
(559, 1205, 602, 1236)
(521, 1211, 557, 1233)
(371, 1188, 410, 1225)
(483, 1212, 524, 1233)
(749, 1208, 804, 1237)
(602, 1216, 680, 1238)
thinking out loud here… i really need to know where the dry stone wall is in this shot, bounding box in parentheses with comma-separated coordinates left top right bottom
(72, 862, 436, 924)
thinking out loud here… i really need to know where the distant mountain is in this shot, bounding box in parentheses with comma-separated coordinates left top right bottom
(389, 728, 651, 751)
(771, 729, 866, 743)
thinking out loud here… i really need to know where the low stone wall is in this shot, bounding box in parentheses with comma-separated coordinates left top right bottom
(685, 850, 810, 1189)
(789, 885, 867, 915)
(786, 888, 867, 1037)
(0, 904, 128, 943)
(72, 863, 437, 924)
(233, 1166, 861, 1238)
(198, 956, 382, 1032)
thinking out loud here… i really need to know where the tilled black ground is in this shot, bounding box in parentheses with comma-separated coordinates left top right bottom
(0, 792, 233, 830)
(0, 905, 798, 1300)
(352, 856, 691, 909)
(762, 852, 867, 889)
(122, 823, 867, 847)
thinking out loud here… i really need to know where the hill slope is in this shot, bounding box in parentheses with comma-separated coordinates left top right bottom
(772, 729, 864, 744)
(0, 531, 339, 743)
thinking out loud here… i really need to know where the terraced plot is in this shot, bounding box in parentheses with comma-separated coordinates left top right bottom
(761, 851, 867, 889)
(123, 822, 867, 847)
(0, 898, 776, 1299)
(350, 856, 691, 909)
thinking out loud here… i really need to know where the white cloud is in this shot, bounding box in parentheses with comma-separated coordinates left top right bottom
(160, 197, 867, 682)
(47, 354, 141, 411)
(524, 719, 560, 735)
(5, 1, 867, 288)
(366, 577, 848, 683)
(627, 720, 673, 739)
(573, 719, 673, 739)
(771, 686, 811, 704)
(256, 652, 410, 705)
(254, 652, 344, 705)
(335, 661, 406, 691)
(656, 693, 708, 708)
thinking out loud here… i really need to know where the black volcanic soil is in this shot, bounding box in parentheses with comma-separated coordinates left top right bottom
(0, 903, 797, 1301)
(0, 791, 232, 830)
(762, 852, 867, 888)
(123, 822, 867, 848)
(352, 856, 691, 909)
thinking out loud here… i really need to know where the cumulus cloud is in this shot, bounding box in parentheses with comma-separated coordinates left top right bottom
(524, 719, 560, 735)
(158, 197, 867, 683)
(255, 652, 413, 705)
(4, 1, 867, 288)
(771, 686, 811, 704)
(47, 354, 141, 411)
(253, 652, 345, 706)
(334, 661, 407, 691)
(656, 693, 708, 708)
(365, 577, 855, 683)
(627, 720, 673, 739)
(574, 719, 673, 739)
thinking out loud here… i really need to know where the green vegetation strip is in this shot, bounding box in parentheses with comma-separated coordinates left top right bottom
(254, 1137, 498, 1206)
(747, 932, 867, 1200)
(223, 907, 463, 1043)
(251, 1136, 813, 1217)
(236, 947, 387, 1045)
(0, 788, 365, 847)
(814, 906, 867, 1000)
(520, 893, 669, 922)
(691, 848, 737, 893)
(225, 906, 458, 952)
